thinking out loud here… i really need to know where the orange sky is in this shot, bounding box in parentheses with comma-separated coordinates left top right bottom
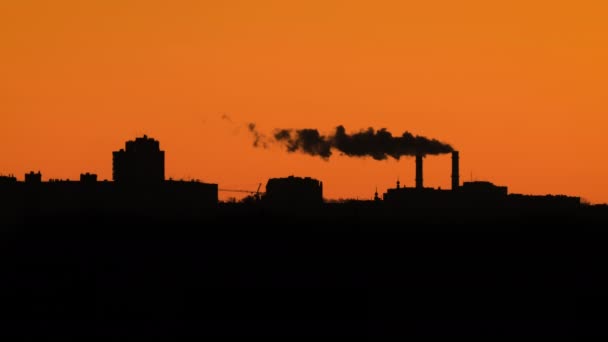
(1, 0, 607, 203)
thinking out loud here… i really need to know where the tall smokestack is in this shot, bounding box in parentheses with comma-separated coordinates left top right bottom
(415, 154, 423, 189)
(452, 151, 459, 190)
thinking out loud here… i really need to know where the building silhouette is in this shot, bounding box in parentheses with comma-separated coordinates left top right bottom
(263, 176, 323, 208)
(0, 175, 17, 184)
(25, 171, 42, 184)
(0, 139, 585, 221)
(383, 151, 579, 210)
(113, 135, 165, 184)
(80, 173, 98, 183)
(0, 136, 218, 218)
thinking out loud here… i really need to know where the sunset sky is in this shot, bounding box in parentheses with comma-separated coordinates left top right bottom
(1, 1, 606, 203)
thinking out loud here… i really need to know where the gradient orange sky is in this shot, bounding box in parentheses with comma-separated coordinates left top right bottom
(1, 1, 606, 203)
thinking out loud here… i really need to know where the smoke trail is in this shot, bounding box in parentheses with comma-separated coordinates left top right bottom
(271, 125, 453, 160)
(248, 123, 268, 148)
(274, 128, 332, 158)
(220, 113, 233, 122)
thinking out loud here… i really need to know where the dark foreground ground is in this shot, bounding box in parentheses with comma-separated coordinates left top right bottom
(1, 207, 607, 338)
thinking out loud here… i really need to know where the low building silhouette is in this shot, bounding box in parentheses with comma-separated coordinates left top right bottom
(263, 176, 323, 208)
(80, 173, 98, 183)
(0, 175, 17, 184)
(25, 171, 42, 184)
(507, 193, 581, 212)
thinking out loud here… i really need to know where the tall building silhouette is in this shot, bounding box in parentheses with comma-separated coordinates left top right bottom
(113, 135, 165, 184)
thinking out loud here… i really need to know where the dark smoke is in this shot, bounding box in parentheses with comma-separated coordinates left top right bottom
(220, 113, 232, 122)
(274, 129, 332, 158)
(272, 125, 453, 160)
(248, 123, 268, 148)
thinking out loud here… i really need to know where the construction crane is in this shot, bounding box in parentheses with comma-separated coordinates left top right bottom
(254, 183, 262, 200)
(219, 183, 263, 200)
(218, 188, 257, 194)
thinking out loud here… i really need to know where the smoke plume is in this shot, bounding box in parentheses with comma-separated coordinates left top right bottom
(220, 113, 233, 122)
(248, 123, 268, 148)
(274, 128, 332, 158)
(272, 125, 453, 160)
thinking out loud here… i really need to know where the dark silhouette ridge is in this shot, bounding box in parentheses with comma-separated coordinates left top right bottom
(270, 125, 453, 159)
(1, 135, 607, 338)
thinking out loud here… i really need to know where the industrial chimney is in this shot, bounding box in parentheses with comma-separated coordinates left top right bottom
(451, 151, 459, 190)
(415, 154, 423, 189)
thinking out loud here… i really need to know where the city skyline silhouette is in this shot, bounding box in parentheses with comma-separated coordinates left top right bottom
(2, 2, 607, 204)
(1, 132, 600, 205)
(0, 134, 586, 209)
(1, 1, 606, 338)
(1, 133, 606, 339)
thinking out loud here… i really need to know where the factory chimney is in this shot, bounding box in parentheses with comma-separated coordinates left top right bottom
(451, 151, 459, 190)
(415, 154, 423, 189)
